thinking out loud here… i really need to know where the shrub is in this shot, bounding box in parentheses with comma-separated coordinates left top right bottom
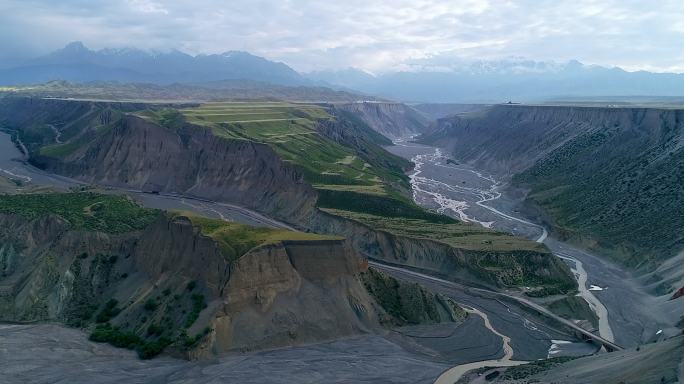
(147, 323, 164, 336)
(184, 293, 207, 328)
(95, 299, 122, 323)
(89, 324, 140, 349)
(137, 337, 172, 359)
(144, 299, 158, 311)
(89, 324, 172, 359)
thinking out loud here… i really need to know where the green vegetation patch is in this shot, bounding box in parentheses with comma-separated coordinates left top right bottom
(90, 323, 173, 359)
(546, 295, 598, 327)
(136, 108, 186, 130)
(175, 213, 341, 262)
(322, 208, 547, 253)
(317, 190, 459, 224)
(39, 135, 91, 158)
(514, 127, 684, 268)
(500, 356, 577, 380)
(361, 267, 465, 325)
(179, 102, 406, 199)
(0, 192, 159, 233)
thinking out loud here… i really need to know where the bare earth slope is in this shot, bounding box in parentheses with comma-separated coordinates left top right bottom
(493, 336, 684, 384)
(336, 102, 431, 140)
(32, 114, 317, 222)
(0, 189, 468, 359)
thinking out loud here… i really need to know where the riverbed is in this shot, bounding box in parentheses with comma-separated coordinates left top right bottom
(0, 132, 536, 384)
(387, 140, 673, 348)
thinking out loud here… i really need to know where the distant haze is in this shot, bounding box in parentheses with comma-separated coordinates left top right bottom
(1, 1, 684, 74)
(5, 42, 684, 103)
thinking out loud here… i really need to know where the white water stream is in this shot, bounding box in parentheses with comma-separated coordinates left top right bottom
(393, 142, 617, 381)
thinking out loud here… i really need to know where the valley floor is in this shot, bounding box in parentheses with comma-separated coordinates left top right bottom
(1, 320, 514, 384)
(385, 141, 679, 350)
(1, 130, 678, 383)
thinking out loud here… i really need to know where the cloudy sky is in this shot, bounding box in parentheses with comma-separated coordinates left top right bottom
(1, 0, 683, 73)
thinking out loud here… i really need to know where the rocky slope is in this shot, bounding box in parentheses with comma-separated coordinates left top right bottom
(336, 102, 431, 140)
(40, 115, 316, 222)
(0, 98, 317, 223)
(0, 191, 462, 359)
(490, 335, 684, 384)
(310, 210, 575, 292)
(422, 105, 684, 295)
(411, 103, 488, 120)
(1, 97, 575, 295)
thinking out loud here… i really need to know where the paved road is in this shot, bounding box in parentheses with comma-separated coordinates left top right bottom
(0, 132, 289, 229)
(370, 261, 622, 352)
(386, 141, 673, 348)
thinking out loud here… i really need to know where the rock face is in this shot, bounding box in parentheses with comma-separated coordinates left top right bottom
(496, 335, 684, 384)
(0, 212, 379, 355)
(411, 103, 488, 120)
(422, 104, 684, 292)
(421, 105, 612, 175)
(31, 114, 316, 223)
(0, 208, 465, 358)
(336, 102, 431, 140)
(309, 211, 575, 291)
(360, 267, 465, 326)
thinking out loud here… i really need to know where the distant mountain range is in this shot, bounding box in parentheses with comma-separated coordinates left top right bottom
(0, 42, 306, 86)
(4, 42, 684, 102)
(307, 60, 684, 103)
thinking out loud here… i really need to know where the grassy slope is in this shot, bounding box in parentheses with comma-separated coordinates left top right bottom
(178, 102, 394, 190)
(174, 212, 341, 262)
(361, 267, 466, 326)
(176, 102, 438, 218)
(9, 100, 565, 292)
(322, 208, 546, 252)
(0, 192, 159, 233)
(514, 120, 684, 269)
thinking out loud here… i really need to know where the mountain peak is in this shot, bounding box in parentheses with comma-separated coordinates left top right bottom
(62, 41, 89, 53)
(9, 43, 306, 86)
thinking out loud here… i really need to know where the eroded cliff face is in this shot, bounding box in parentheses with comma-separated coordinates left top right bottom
(0, 211, 463, 358)
(31, 115, 317, 223)
(421, 105, 617, 175)
(336, 102, 431, 140)
(421, 105, 684, 292)
(204, 240, 379, 356)
(308, 211, 575, 291)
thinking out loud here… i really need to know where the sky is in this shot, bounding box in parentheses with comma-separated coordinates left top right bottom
(1, 0, 684, 73)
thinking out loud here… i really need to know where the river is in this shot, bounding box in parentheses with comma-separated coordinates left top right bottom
(387, 140, 671, 349)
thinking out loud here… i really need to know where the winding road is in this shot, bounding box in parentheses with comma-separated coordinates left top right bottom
(0, 132, 291, 230)
(387, 141, 631, 381)
(370, 261, 622, 352)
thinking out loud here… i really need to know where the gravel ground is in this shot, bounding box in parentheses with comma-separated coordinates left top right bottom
(0, 320, 517, 384)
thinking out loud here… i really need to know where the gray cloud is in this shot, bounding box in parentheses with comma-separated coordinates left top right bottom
(1, 0, 683, 72)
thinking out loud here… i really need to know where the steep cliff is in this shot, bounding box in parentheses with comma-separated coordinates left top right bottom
(309, 210, 575, 292)
(422, 105, 684, 292)
(412, 103, 488, 120)
(336, 102, 431, 140)
(0, 191, 463, 359)
(31, 114, 316, 223)
(1, 97, 577, 297)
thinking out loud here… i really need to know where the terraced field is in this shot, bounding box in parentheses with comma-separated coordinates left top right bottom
(176, 102, 394, 194)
